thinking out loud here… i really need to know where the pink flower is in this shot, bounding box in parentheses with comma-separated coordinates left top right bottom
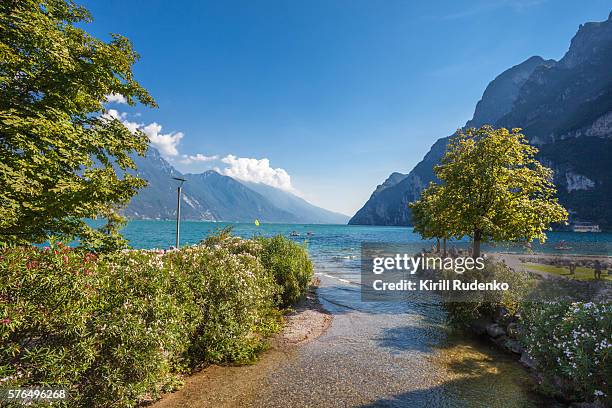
(63, 255, 69, 263)
(1, 318, 11, 325)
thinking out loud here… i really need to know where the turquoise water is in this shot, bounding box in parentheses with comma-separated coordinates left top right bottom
(120, 221, 611, 280)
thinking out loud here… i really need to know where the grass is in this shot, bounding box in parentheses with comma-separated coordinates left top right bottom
(523, 262, 612, 281)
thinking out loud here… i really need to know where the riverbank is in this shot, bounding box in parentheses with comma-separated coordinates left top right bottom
(424, 252, 610, 407)
(149, 281, 332, 408)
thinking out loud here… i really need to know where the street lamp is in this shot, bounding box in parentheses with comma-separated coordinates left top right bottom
(172, 177, 186, 249)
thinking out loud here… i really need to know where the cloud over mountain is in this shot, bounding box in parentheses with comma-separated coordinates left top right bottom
(220, 155, 295, 192)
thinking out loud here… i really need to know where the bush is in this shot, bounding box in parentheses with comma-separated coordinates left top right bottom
(440, 259, 535, 327)
(437, 258, 611, 404)
(0, 243, 101, 406)
(520, 301, 611, 404)
(166, 242, 280, 365)
(256, 235, 313, 307)
(81, 250, 197, 407)
(0, 231, 308, 407)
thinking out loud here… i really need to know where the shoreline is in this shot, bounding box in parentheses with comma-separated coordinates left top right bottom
(148, 280, 332, 408)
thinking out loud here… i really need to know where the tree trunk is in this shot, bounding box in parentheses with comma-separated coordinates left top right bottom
(473, 229, 482, 258)
(436, 238, 440, 253)
(443, 238, 447, 257)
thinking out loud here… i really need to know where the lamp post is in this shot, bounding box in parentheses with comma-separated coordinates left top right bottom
(172, 177, 186, 249)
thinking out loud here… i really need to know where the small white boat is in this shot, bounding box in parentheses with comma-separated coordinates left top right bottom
(554, 240, 572, 251)
(290, 231, 300, 237)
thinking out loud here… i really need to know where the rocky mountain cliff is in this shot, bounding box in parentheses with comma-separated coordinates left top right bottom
(350, 12, 612, 229)
(125, 148, 348, 224)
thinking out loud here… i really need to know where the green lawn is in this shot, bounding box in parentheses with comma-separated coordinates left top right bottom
(523, 262, 611, 281)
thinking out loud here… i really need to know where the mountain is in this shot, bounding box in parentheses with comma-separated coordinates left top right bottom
(350, 12, 612, 229)
(125, 148, 343, 224)
(241, 181, 349, 224)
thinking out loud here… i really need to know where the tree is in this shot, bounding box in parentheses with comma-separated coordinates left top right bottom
(410, 182, 455, 256)
(0, 0, 156, 249)
(413, 126, 567, 258)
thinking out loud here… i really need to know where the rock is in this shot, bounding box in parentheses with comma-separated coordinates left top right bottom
(519, 352, 536, 369)
(492, 335, 508, 349)
(348, 13, 612, 232)
(504, 339, 523, 354)
(493, 307, 509, 323)
(470, 317, 492, 335)
(507, 322, 521, 338)
(486, 323, 506, 338)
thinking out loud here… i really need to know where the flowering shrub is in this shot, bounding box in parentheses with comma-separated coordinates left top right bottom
(165, 241, 280, 366)
(520, 301, 611, 404)
(80, 250, 198, 407)
(256, 235, 314, 307)
(0, 232, 310, 407)
(441, 260, 535, 327)
(0, 243, 101, 404)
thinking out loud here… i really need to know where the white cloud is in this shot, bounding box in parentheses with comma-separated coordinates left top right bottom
(101, 110, 296, 193)
(220, 154, 295, 192)
(105, 93, 127, 104)
(102, 109, 183, 157)
(142, 123, 183, 157)
(179, 153, 219, 164)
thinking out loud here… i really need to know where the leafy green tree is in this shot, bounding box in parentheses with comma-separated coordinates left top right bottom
(410, 182, 455, 255)
(413, 126, 567, 258)
(0, 0, 155, 249)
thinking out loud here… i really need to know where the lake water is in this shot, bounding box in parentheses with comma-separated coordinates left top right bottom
(122, 220, 611, 262)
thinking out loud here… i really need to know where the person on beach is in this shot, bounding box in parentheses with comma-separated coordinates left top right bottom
(593, 260, 602, 280)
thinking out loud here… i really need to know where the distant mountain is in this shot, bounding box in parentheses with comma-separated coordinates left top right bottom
(125, 148, 344, 224)
(350, 12, 612, 229)
(241, 181, 349, 224)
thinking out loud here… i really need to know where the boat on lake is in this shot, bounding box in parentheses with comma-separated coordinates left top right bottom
(554, 240, 572, 250)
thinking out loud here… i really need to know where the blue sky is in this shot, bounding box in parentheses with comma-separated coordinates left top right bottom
(83, 0, 611, 215)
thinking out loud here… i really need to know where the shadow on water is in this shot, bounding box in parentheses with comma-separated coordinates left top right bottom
(355, 373, 560, 408)
(313, 275, 562, 407)
(366, 325, 565, 408)
(375, 325, 447, 354)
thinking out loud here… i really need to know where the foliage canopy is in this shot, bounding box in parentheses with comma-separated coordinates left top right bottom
(411, 126, 568, 256)
(0, 0, 155, 249)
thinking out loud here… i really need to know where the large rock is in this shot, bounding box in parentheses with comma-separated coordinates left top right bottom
(469, 317, 492, 336)
(503, 339, 523, 354)
(519, 352, 536, 369)
(486, 323, 506, 338)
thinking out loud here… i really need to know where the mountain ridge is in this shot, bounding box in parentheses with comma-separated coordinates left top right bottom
(125, 148, 346, 224)
(350, 11, 612, 229)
